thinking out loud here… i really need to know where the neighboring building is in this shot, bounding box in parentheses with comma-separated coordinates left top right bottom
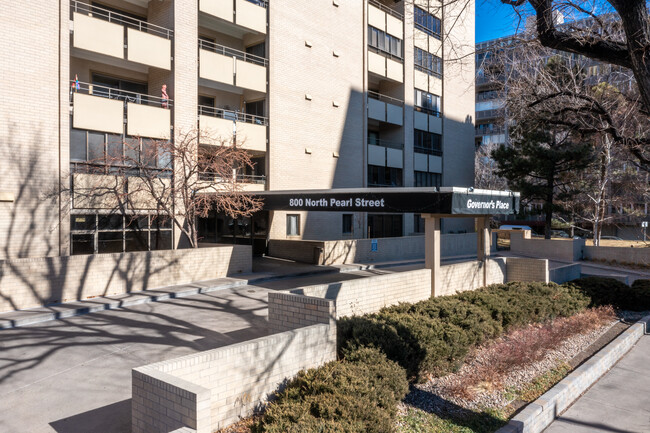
(0, 0, 475, 260)
(475, 24, 648, 238)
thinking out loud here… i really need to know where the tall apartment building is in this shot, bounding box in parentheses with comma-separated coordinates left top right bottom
(475, 28, 647, 238)
(0, 0, 475, 260)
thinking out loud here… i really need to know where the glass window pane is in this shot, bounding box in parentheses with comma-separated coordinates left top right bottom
(141, 139, 158, 168)
(88, 131, 105, 162)
(71, 233, 94, 255)
(98, 214, 123, 230)
(151, 230, 172, 250)
(125, 230, 148, 252)
(70, 129, 87, 161)
(98, 232, 123, 254)
(107, 134, 123, 164)
(71, 214, 96, 231)
(126, 215, 148, 230)
(124, 138, 140, 166)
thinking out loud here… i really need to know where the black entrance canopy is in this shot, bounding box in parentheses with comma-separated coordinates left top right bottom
(248, 187, 520, 215)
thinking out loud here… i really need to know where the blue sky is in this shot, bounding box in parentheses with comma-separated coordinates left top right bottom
(476, 0, 526, 42)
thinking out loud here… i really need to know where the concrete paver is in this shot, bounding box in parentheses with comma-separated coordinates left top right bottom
(544, 336, 650, 433)
(0, 260, 427, 433)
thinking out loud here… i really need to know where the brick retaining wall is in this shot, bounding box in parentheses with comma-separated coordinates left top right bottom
(0, 245, 251, 312)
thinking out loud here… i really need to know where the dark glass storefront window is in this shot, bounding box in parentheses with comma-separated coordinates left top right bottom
(368, 214, 403, 238)
(98, 232, 123, 253)
(71, 233, 94, 255)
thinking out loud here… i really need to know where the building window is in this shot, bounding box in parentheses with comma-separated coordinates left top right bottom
(368, 214, 403, 238)
(70, 213, 173, 255)
(414, 214, 425, 233)
(414, 7, 441, 39)
(342, 214, 353, 235)
(414, 171, 441, 187)
(69, 128, 172, 174)
(414, 89, 441, 116)
(414, 47, 442, 77)
(368, 26, 403, 59)
(368, 165, 403, 187)
(414, 129, 442, 155)
(286, 214, 300, 236)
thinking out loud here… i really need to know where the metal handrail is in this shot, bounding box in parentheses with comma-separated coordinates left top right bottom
(244, 0, 268, 8)
(199, 172, 267, 184)
(70, 161, 173, 178)
(475, 127, 506, 135)
(71, 81, 172, 108)
(70, 0, 173, 39)
(414, 105, 441, 117)
(369, 0, 403, 20)
(368, 90, 404, 106)
(198, 106, 268, 126)
(368, 138, 404, 150)
(414, 145, 443, 156)
(198, 39, 268, 67)
(415, 64, 442, 79)
(368, 44, 404, 62)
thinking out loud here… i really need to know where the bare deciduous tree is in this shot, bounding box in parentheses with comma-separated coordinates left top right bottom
(66, 129, 263, 249)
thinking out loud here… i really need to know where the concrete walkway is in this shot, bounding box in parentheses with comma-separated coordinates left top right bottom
(0, 259, 424, 433)
(544, 335, 650, 433)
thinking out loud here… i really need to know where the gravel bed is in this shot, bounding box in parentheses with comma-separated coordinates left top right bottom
(400, 312, 647, 415)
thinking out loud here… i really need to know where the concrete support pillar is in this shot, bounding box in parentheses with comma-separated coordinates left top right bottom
(424, 215, 441, 297)
(476, 216, 491, 261)
(476, 216, 491, 286)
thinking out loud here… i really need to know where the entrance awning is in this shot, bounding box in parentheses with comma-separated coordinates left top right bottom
(249, 187, 519, 216)
(247, 186, 520, 298)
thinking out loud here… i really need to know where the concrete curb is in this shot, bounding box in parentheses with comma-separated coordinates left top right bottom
(496, 314, 650, 433)
(0, 259, 425, 330)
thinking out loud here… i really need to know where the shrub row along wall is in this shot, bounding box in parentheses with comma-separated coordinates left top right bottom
(0, 245, 251, 313)
(133, 293, 337, 433)
(131, 257, 551, 433)
(268, 233, 498, 265)
(292, 259, 508, 318)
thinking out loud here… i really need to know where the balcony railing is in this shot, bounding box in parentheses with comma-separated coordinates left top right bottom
(369, 0, 403, 19)
(198, 106, 268, 126)
(414, 145, 442, 156)
(368, 138, 404, 150)
(71, 0, 173, 39)
(476, 109, 504, 120)
(71, 161, 173, 178)
(475, 126, 506, 136)
(368, 90, 404, 107)
(199, 172, 266, 184)
(71, 81, 172, 108)
(245, 0, 268, 8)
(198, 39, 268, 67)
(414, 105, 441, 117)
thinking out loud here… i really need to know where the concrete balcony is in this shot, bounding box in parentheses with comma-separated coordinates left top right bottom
(71, 81, 171, 139)
(198, 106, 267, 153)
(368, 50, 403, 83)
(368, 0, 403, 39)
(368, 139, 404, 169)
(199, 0, 267, 34)
(197, 173, 266, 193)
(71, 1, 172, 70)
(414, 152, 442, 174)
(414, 108, 442, 134)
(199, 41, 267, 93)
(367, 91, 403, 125)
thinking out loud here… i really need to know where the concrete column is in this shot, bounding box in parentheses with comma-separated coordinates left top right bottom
(476, 216, 491, 286)
(476, 216, 490, 261)
(423, 215, 441, 297)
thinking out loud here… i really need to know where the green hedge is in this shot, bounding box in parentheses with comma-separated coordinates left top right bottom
(253, 347, 408, 433)
(568, 277, 650, 310)
(338, 282, 590, 380)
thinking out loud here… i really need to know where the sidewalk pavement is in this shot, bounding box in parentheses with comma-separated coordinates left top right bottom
(544, 335, 650, 433)
(0, 256, 425, 330)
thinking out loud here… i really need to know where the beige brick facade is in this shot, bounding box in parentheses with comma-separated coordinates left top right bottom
(1, 0, 476, 259)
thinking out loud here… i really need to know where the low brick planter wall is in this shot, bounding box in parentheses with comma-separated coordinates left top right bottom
(497, 315, 650, 433)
